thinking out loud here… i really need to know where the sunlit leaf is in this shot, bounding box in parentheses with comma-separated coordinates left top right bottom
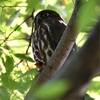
(0, 27, 5, 34)
(85, 94, 94, 100)
(34, 80, 70, 100)
(44, 0, 57, 8)
(1, 73, 9, 87)
(87, 76, 100, 100)
(19, 68, 39, 78)
(45, 0, 57, 6)
(0, 86, 10, 100)
(4, 55, 14, 74)
(14, 53, 34, 62)
(0, 48, 3, 56)
(78, 0, 99, 31)
(44, 0, 50, 8)
(27, 0, 42, 14)
(6, 9, 20, 26)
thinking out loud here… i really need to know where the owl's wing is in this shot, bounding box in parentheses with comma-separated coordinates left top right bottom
(32, 18, 76, 72)
(40, 18, 67, 50)
(40, 18, 77, 56)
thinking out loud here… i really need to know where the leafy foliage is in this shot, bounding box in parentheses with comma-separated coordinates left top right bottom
(0, 0, 99, 100)
(33, 80, 70, 100)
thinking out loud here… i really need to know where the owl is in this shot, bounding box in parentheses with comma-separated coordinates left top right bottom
(32, 10, 76, 72)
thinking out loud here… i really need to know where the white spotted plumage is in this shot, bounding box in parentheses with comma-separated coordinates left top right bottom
(32, 10, 76, 72)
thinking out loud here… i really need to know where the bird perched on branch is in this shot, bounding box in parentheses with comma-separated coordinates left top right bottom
(32, 10, 76, 72)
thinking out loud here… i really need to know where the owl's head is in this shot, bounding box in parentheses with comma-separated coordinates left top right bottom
(34, 10, 61, 29)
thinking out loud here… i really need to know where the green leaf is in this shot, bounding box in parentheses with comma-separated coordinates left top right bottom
(6, 9, 20, 26)
(45, 0, 57, 8)
(85, 94, 94, 100)
(27, 0, 42, 14)
(34, 80, 70, 100)
(44, 0, 51, 8)
(0, 48, 3, 56)
(2, 55, 14, 74)
(14, 53, 34, 62)
(1, 73, 9, 88)
(87, 77, 100, 100)
(78, 0, 100, 31)
(19, 68, 39, 78)
(0, 86, 10, 100)
(0, 27, 5, 34)
(4, 44, 10, 50)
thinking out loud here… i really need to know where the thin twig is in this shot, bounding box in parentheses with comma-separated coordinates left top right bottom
(26, 10, 35, 54)
(12, 91, 23, 100)
(0, 38, 29, 41)
(0, 15, 32, 46)
(14, 11, 35, 67)
(14, 60, 23, 67)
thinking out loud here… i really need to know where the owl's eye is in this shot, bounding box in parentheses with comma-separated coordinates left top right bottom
(42, 13, 49, 18)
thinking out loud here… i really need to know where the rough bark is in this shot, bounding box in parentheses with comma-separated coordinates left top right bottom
(24, 0, 82, 99)
(24, 19, 100, 100)
(54, 19, 100, 100)
(34, 0, 82, 85)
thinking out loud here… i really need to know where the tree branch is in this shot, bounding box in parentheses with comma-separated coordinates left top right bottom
(35, 0, 82, 84)
(24, 18, 100, 100)
(54, 18, 100, 100)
